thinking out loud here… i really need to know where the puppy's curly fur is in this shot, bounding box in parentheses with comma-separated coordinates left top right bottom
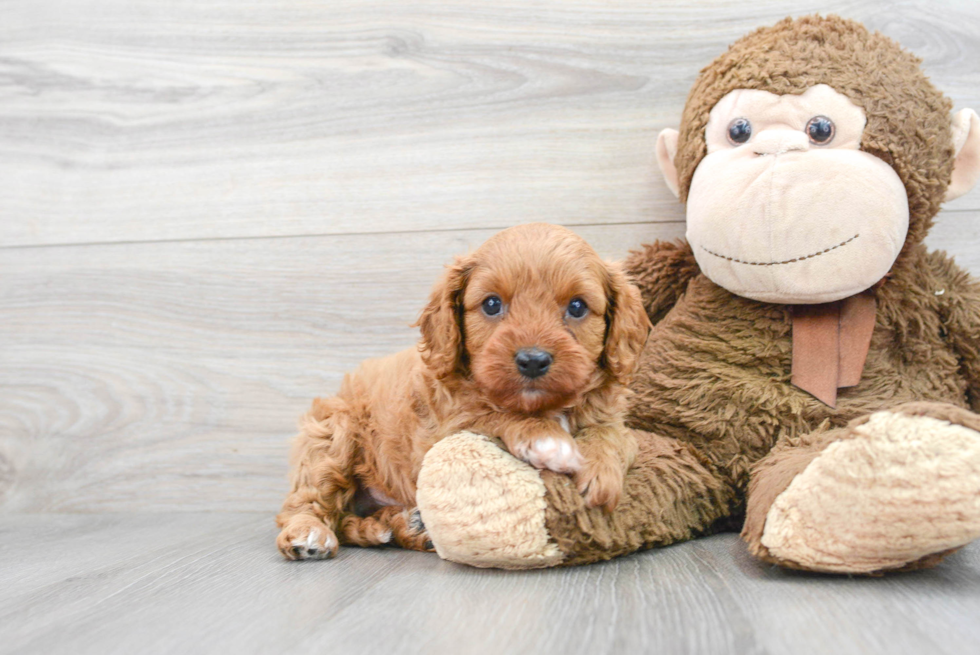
(276, 223, 651, 560)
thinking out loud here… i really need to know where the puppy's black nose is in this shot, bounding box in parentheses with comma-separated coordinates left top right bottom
(515, 348, 553, 379)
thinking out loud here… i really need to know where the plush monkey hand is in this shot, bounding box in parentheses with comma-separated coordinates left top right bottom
(415, 429, 732, 569)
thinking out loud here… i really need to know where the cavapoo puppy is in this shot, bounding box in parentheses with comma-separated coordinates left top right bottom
(276, 223, 651, 560)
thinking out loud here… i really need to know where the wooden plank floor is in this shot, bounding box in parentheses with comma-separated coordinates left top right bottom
(1, 0, 978, 515)
(3, 1, 980, 653)
(1, 513, 979, 655)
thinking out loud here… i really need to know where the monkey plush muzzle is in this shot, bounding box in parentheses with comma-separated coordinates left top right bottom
(683, 85, 911, 304)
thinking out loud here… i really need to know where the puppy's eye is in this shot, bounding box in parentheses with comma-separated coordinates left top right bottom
(727, 118, 752, 145)
(481, 295, 503, 317)
(566, 297, 588, 319)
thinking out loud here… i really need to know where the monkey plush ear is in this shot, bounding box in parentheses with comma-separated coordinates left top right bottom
(414, 256, 473, 379)
(946, 108, 980, 202)
(656, 129, 681, 199)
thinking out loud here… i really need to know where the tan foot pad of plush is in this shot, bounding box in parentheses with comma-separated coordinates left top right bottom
(416, 431, 563, 569)
(762, 411, 980, 573)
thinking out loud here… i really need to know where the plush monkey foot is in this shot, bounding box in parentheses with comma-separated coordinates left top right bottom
(415, 431, 563, 569)
(758, 403, 980, 574)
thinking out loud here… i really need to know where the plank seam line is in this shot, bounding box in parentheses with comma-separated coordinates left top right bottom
(0, 220, 685, 251)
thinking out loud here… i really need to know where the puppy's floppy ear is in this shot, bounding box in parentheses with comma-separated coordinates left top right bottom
(414, 255, 474, 379)
(602, 263, 653, 385)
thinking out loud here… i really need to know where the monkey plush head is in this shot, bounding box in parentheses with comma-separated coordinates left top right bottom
(656, 15, 980, 304)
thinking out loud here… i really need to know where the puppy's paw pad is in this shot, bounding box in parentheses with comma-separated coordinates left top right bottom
(518, 436, 583, 474)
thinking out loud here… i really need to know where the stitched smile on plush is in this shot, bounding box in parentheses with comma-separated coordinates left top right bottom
(683, 85, 910, 305)
(699, 233, 860, 267)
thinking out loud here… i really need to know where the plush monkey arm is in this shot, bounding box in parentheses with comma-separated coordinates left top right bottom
(621, 240, 700, 325)
(415, 428, 736, 569)
(949, 289, 980, 413)
(932, 253, 980, 412)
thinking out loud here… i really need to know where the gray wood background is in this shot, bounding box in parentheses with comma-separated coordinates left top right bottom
(2, 2, 980, 653)
(2, 0, 978, 515)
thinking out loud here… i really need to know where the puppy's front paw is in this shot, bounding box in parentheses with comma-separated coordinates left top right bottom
(575, 460, 625, 512)
(277, 517, 339, 561)
(510, 435, 583, 474)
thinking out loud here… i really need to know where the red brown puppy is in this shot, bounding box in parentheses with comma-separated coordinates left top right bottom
(276, 223, 650, 559)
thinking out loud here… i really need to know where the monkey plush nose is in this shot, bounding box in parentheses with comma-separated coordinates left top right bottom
(752, 130, 809, 156)
(515, 348, 553, 379)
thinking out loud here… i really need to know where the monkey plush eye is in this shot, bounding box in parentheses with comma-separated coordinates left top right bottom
(727, 118, 752, 145)
(566, 297, 588, 319)
(806, 116, 835, 144)
(481, 295, 503, 316)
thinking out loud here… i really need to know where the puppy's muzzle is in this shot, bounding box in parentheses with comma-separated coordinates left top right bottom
(514, 348, 553, 379)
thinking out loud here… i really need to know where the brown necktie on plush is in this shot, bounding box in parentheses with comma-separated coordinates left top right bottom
(791, 293, 877, 408)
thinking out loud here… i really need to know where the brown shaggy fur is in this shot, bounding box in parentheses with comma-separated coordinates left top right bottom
(499, 16, 980, 571)
(276, 223, 650, 559)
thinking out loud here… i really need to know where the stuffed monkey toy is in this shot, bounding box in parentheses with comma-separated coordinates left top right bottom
(414, 15, 980, 573)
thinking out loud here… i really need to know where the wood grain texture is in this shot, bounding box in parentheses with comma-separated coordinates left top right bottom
(1, 0, 978, 248)
(1, 514, 979, 655)
(0, 211, 975, 513)
(0, 223, 684, 512)
(1, 0, 979, 513)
